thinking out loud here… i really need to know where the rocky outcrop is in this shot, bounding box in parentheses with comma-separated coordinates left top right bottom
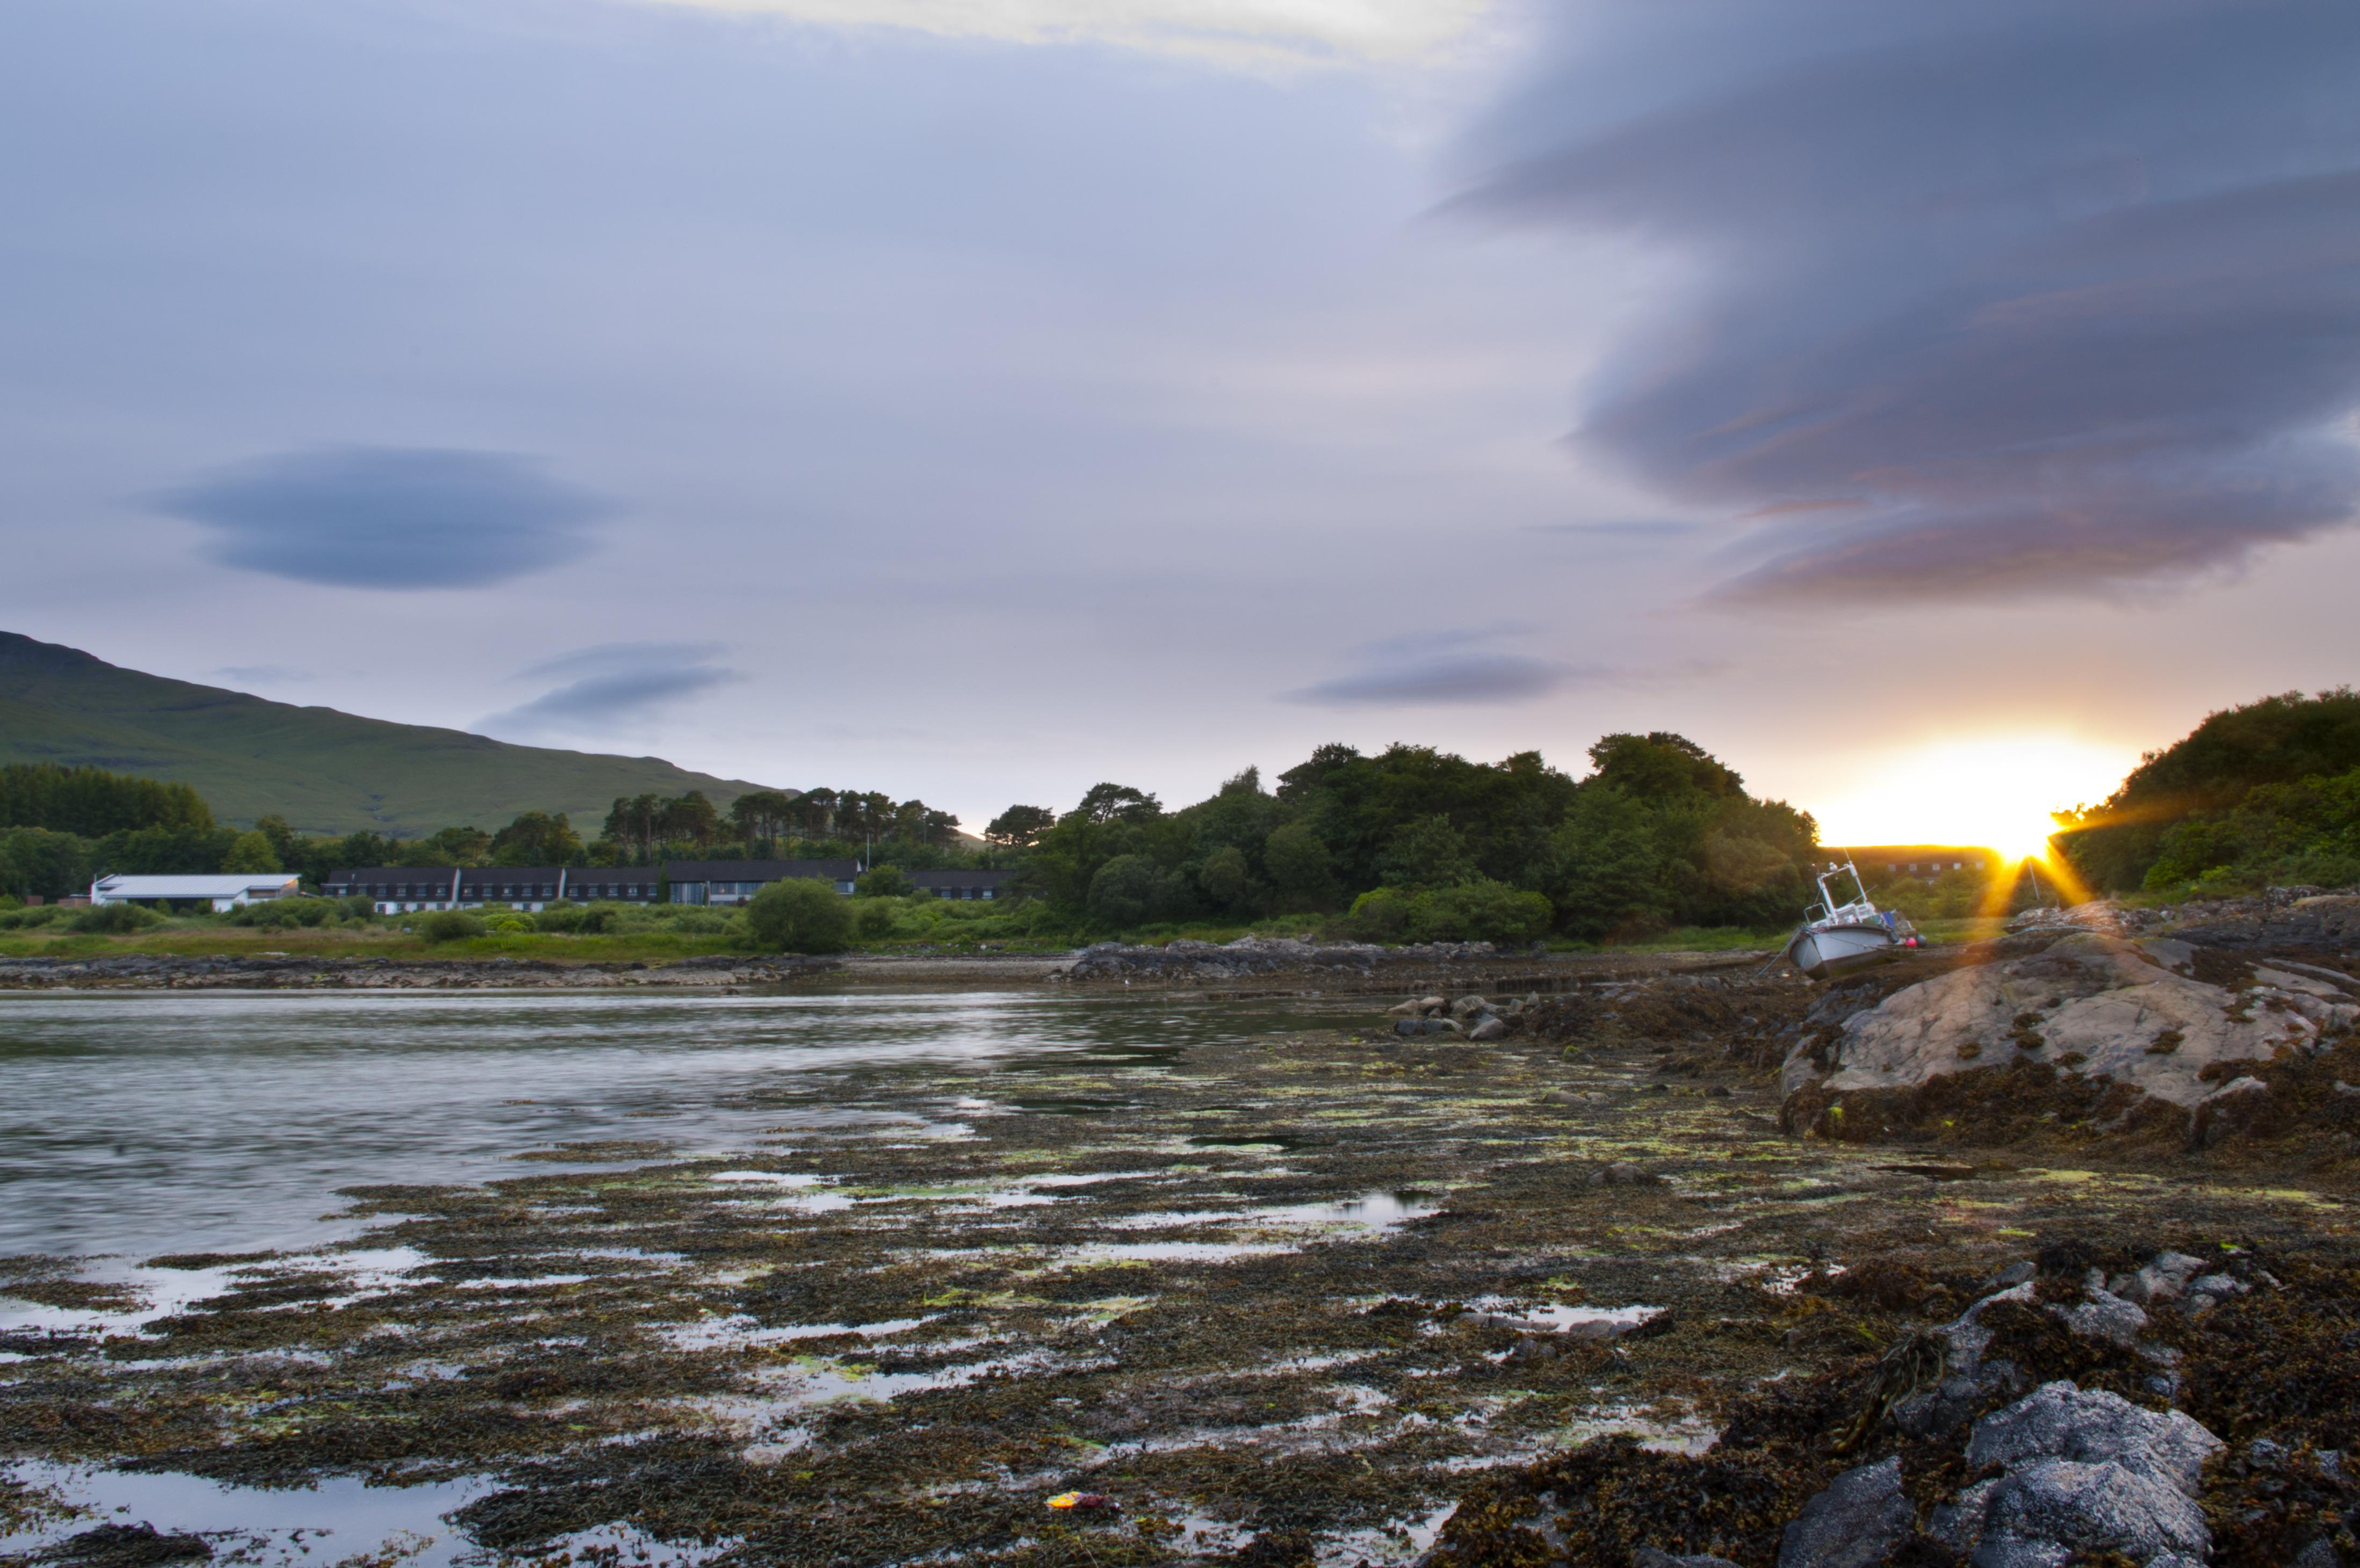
(1053, 936, 1502, 983)
(1782, 932, 2356, 1110)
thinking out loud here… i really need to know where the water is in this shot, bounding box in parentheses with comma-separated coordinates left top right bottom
(0, 986, 1371, 1564)
(0, 987, 1356, 1260)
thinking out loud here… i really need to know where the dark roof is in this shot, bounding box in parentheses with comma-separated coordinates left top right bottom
(904, 869, 1017, 886)
(457, 867, 569, 886)
(663, 859, 859, 881)
(322, 866, 465, 885)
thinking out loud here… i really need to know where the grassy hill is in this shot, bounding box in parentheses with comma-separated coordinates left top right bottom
(0, 632, 776, 836)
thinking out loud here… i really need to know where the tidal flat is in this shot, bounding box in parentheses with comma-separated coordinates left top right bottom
(2, 984, 2352, 1568)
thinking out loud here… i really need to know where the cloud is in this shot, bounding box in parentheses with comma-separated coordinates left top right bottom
(157, 447, 608, 590)
(482, 643, 741, 738)
(1285, 632, 1575, 707)
(1457, 0, 2360, 602)
(619, 0, 1493, 70)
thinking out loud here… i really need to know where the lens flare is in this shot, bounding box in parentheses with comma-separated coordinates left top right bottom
(1810, 735, 2132, 863)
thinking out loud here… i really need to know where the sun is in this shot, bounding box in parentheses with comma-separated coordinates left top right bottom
(1811, 735, 2132, 864)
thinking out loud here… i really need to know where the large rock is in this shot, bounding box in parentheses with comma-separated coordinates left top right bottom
(1931, 1382, 2223, 1568)
(1790, 933, 2343, 1108)
(1778, 1456, 1914, 1568)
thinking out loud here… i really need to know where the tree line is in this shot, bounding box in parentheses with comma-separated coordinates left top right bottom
(2057, 688, 2360, 895)
(0, 770, 973, 901)
(3, 738, 1831, 943)
(980, 733, 1823, 942)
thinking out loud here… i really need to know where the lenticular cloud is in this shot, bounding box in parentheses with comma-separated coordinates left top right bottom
(1461, 0, 2360, 602)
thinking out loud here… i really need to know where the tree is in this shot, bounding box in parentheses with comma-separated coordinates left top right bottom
(254, 814, 301, 867)
(1262, 823, 1338, 909)
(730, 790, 799, 856)
(221, 830, 283, 874)
(1379, 815, 1476, 889)
(744, 878, 853, 953)
(604, 794, 664, 862)
(1544, 786, 1670, 940)
(0, 764, 214, 837)
(1196, 845, 1258, 913)
(1587, 733, 1744, 803)
(790, 788, 840, 839)
(1073, 783, 1162, 824)
(491, 810, 582, 866)
(1087, 854, 1165, 929)
(425, 825, 492, 866)
(661, 791, 720, 847)
(985, 805, 1056, 849)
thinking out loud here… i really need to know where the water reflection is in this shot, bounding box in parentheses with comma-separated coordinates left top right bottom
(0, 988, 1358, 1259)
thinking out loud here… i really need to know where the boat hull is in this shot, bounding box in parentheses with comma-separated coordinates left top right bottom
(1785, 921, 1899, 980)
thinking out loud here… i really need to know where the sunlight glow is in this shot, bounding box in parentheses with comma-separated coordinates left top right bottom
(1810, 735, 2134, 864)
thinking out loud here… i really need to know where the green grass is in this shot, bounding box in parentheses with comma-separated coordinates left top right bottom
(0, 630, 773, 836)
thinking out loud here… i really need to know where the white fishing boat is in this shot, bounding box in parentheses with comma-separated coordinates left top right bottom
(1782, 857, 1921, 980)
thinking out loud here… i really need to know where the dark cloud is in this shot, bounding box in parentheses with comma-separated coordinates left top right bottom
(158, 447, 607, 589)
(485, 643, 740, 736)
(1285, 635, 1573, 707)
(1460, 1, 2360, 601)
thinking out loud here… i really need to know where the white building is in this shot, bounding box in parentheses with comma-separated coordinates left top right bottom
(90, 873, 303, 911)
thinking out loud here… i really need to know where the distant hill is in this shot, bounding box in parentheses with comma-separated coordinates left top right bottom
(0, 631, 776, 837)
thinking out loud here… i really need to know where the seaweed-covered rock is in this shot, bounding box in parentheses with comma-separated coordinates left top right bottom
(1777, 1455, 1914, 1568)
(1787, 934, 2339, 1110)
(1929, 1382, 2222, 1567)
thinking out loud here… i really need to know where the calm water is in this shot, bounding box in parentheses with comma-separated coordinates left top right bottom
(0, 987, 1358, 1259)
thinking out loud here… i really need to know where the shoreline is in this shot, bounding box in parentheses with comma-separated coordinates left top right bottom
(0, 945, 1777, 994)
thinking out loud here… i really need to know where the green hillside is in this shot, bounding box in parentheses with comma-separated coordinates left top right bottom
(0, 632, 776, 836)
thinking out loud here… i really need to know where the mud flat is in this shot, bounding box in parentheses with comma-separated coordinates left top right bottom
(4, 934, 2355, 1568)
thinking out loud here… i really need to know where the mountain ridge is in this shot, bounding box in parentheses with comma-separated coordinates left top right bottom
(0, 631, 775, 836)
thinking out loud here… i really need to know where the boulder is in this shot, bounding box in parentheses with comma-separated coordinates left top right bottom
(1778, 1456, 1914, 1568)
(1451, 995, 1492, 1019)
(1589, 1161, 1661, 1187)
(1790, 934, 2332, 1109)
(2116, 1251, 2205, 1306)
(1467, 1015, 1510, 1042)
(2189, 1075, 2281, 1147)
(2056, 1288, 2146, 1348)
(1931, 1382, 2223, 1567)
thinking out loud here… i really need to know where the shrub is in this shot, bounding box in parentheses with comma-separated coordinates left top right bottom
(69, 901, 166, 934)
(1345, 880, 1553, 945)
(855, 866, 910, 899)
(1409, 879, 1553, 944)
(0, 905, 64, 930)
(485, 913, 535, 934)
(854, 899, 902, 938)
(744, 877, 853, 953)
(1345, 886, 1413, 942)
(419, 910, 485, 943)
(230, 896, 338, 929)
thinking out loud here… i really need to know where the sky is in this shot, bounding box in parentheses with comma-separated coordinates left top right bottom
(5, 0, 2358, 848)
